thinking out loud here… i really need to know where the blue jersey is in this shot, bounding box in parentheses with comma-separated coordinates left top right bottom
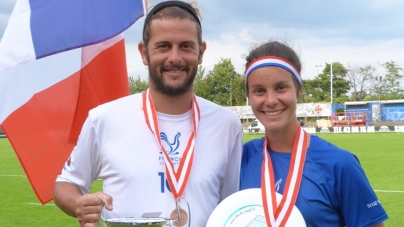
(241, 135, 388, 227)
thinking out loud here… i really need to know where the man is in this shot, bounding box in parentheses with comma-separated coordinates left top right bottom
(53, 1, 243, 227)
(299, 119, 305, 127)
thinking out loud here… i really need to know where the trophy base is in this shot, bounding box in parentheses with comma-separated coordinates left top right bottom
(103, 217, 170, 227)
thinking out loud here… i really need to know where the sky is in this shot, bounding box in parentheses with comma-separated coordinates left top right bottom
(1, 0, 403, 81)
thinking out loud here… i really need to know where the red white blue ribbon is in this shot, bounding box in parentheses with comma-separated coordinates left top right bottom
(244, 56, 302, 86)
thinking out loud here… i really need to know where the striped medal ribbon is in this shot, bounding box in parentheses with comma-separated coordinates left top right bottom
(261, 125, 309, 227)
(142, 89, 200, 199)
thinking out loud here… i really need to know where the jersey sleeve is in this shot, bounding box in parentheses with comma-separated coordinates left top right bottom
(335, 153, 388, 226)
(55, 115, 102, 195)
(240, 138, 264, 190)
(219, 129, 243, 202)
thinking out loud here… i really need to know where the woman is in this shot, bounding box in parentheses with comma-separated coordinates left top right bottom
(240, 41, 388, 227)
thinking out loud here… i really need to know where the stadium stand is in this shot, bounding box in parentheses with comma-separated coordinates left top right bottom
(330, 112, 368, 127)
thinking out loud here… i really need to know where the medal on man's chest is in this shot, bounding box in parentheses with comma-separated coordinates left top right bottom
(143, 90, 199, 227)
(170, 205, 188, 227)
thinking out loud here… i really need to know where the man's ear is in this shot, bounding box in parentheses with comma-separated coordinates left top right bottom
(198, 41, 207, 64)
(138, 42, 149, 66)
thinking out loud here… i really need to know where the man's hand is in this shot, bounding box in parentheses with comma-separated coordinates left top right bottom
(75, 192, 113, 227)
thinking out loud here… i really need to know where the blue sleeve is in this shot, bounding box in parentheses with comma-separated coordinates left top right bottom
(335, 153, 388, 227)
(240, 139, 263, 190)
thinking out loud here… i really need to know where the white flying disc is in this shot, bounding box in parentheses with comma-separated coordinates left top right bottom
(207, 188, 306, 227)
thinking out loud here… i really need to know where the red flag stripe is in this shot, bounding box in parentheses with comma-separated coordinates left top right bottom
(2, 37, 129, 203)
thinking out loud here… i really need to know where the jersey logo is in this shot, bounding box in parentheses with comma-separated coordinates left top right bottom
(275, 178, 282, 192)
(63, 156, 72, 170)
(160, 132, 181, 155)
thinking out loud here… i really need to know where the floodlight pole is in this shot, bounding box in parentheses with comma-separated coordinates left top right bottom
(330, 54, 333, 104)
(377, 76, 382, 101)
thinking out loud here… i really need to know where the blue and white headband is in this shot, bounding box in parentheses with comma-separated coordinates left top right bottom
(244, 56, 302, 86)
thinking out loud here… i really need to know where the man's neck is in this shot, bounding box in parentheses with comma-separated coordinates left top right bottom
(148, 88, 194, 115)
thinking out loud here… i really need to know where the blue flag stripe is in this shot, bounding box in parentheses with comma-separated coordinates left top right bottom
(29, 0, 144, 59)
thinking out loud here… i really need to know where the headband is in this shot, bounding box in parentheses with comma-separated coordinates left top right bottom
(143, 1, 201, 36)
(244, 56, 302, 86)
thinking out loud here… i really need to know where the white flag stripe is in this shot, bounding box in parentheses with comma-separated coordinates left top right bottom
(81, 34, 123, 66)
(0, 49, 81, 123)
(0, 0, 34, 73)
(0, 34, 123, 124)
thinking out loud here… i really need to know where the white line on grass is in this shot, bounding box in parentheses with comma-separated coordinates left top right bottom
(3, 175, 401, 193)
(375, 190, 404, 193)
(0, 174, 103, 180)
(25, 203, 55, 206)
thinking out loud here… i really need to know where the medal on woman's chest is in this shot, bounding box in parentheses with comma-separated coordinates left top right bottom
(261, 126, 309, 227)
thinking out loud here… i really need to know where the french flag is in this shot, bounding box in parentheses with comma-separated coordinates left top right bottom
(0, 0, 144, 204)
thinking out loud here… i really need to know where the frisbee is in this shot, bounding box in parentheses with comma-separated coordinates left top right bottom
(206, 188, 306, 227)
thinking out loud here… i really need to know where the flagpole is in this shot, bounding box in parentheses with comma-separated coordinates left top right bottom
(330, 54, 333, 104)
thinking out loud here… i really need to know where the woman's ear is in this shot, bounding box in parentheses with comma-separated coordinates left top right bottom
(297, 87, 303, 99)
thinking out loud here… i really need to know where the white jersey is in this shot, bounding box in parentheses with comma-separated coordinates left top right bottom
(56, 93, 243, 226)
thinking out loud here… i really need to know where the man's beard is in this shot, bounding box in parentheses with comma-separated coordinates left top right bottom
(148, 62, 197, 96)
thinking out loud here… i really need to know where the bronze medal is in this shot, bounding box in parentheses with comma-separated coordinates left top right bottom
(170, 206, 188, 227)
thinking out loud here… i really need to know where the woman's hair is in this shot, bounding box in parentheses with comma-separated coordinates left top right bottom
(245, 41, 301, 72)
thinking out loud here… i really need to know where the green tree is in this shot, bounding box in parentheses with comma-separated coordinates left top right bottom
(301, 79, 326, 103)
(346, 64, 377, 101)
(333, 95, 351, 104)
(193, 65, 208, 97)
(379, 61, 404, 100)
(194, 58, 245, 106)
(230, 74, 247, 106)
(302, 62, 350, 103)
(129, 75, 148, 94)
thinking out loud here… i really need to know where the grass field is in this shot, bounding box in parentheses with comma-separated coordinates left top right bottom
(0, 133, 403, 226)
